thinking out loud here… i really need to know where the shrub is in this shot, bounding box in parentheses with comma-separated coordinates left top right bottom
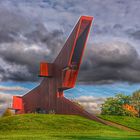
(48, 110, 55, 114)
(2, 108, 13, 117)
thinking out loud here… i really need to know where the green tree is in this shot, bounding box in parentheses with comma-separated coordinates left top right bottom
(132, 90, 140, 117)
(2, 108, 13, 117)
(101, 93, 133, 116)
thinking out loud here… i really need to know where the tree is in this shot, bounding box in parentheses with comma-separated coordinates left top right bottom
(132, 90, 140, 118)
(101, 93, 134, 116)
(2, 108, 13, 117)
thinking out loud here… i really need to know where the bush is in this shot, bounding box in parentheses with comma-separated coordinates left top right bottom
(132, 90, 140, 117)
(48, 110, 55, 114)
(2, 108, 13, 117)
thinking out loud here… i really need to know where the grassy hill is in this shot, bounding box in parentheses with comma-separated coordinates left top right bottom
(0, 114, 139, 140)
(99, 115, 140, 131)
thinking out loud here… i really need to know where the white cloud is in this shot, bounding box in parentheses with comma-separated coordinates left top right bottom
(74, 96, 106, 114)
(0, 85, 28, 91)
(0, 93, 12, 115)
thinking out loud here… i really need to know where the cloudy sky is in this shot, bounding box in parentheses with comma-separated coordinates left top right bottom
(0, 0, 140, 114)
(0, 0, 139, 83)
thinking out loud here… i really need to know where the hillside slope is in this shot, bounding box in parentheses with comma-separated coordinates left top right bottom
(0, 114, 139, 140)
(100, 115, 140, 131)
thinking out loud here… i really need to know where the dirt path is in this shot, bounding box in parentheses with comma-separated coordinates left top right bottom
(97, 117, 138, 132)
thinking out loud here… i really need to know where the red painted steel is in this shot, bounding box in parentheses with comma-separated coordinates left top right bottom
(40, 62, 49, 77)
(39, 62, 53, 77)
(12, 96, 24, 113)
(11, 16, 106, 124)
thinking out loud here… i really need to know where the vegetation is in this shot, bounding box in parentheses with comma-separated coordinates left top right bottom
(0, 114, 139, 140)
(132, 90, 140, 117)
(101, 92, 140, 117)
(100, 115, 140, 131)
(48, 110, 56, 114)
(2, 108, 13, 117)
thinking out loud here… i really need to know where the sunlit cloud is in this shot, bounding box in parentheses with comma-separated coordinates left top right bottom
(75, 96, 106, 114)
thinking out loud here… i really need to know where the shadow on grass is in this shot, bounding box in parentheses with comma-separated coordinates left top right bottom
(56, 136, 140, 140)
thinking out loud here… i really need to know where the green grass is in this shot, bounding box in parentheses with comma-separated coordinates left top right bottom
(99, 115, 140, 131)
(0, 114, 139, 140)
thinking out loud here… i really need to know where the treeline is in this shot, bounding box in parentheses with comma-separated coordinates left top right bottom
(101, 90, 140, 117)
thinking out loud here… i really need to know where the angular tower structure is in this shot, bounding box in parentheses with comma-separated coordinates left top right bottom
(12, 16, 106, 124)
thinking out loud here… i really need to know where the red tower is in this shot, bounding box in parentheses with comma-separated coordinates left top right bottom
(12, 16, 105, 124)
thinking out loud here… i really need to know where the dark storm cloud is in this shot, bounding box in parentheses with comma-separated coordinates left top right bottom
(0, 2, 64, 81)
(79, 41, 140, 83)
(130, 30, 140, 40)
(0, 34, 64, 81)
(0, 0, 139, 83)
